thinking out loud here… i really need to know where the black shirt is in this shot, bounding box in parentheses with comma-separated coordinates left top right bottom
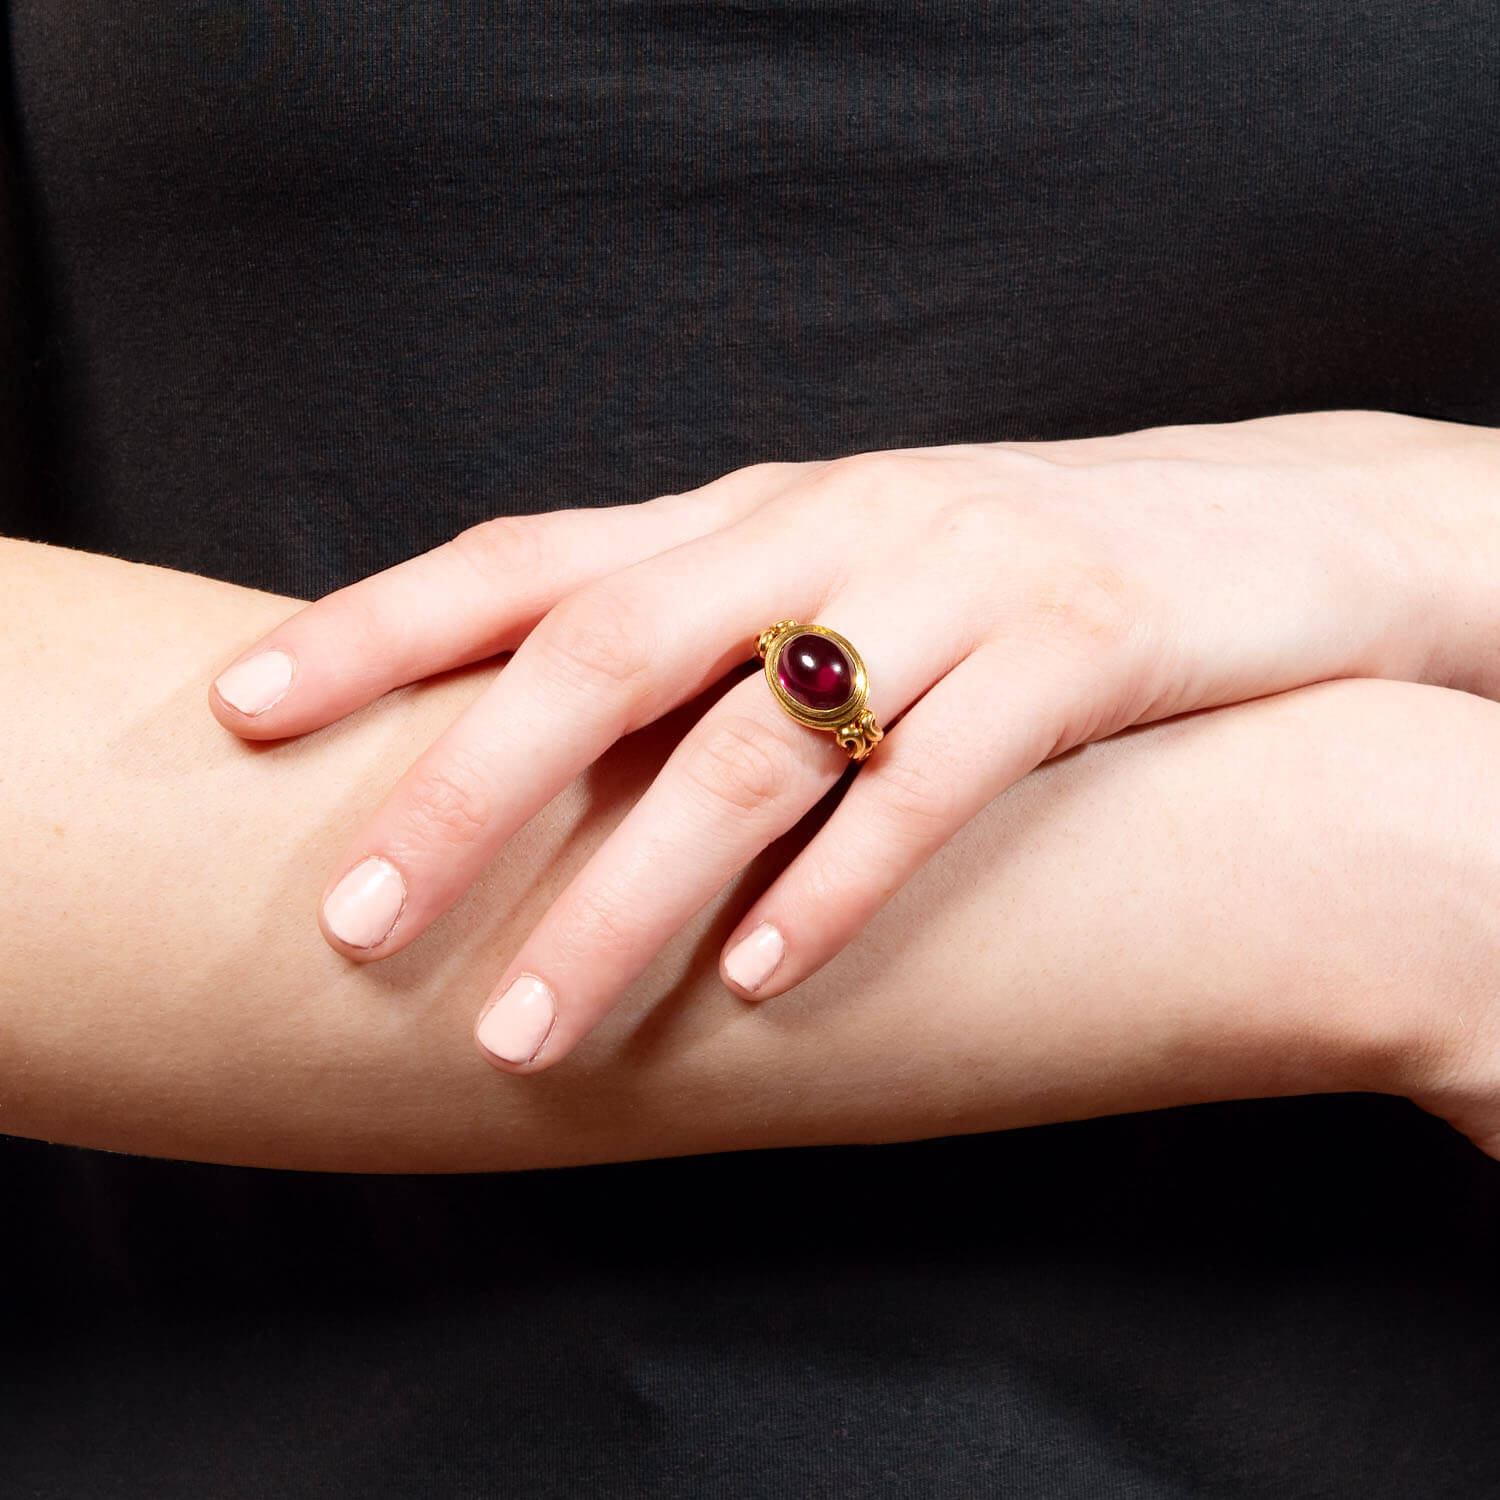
(4, 4, 1500, 1494)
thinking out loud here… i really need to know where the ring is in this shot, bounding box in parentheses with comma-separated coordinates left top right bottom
(754, 620, 885, 762)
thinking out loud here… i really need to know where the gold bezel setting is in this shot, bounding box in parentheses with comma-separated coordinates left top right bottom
(755, 620, 885, 762)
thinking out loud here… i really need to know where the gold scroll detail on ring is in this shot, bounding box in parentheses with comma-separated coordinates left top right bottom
(754, 619, 885, 763)
(835, 708, 884, 761)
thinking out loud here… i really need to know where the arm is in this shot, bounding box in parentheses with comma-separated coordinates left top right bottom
(203, 411, 1500, 1082)
(0, 537, 1488, 1171)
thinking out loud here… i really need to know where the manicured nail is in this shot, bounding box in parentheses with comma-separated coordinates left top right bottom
(476, 974, 557, 1064)
(322, 856, 406, 950)
(215, 649, 295, 716)
(724, 922, 785, 997)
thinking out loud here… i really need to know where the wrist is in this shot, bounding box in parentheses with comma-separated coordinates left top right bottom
(1377, 410, 1500, 698)
(1320, 675, 1500, 1126)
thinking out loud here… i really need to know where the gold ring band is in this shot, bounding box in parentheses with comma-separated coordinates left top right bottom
(755, 620, 885, 762)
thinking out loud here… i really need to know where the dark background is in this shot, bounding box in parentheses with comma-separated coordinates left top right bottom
(3, 3, 1499, 1494)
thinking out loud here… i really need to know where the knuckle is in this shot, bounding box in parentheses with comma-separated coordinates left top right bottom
(562, 882, 639, 961)
(328, 585, 419, 661)
(672, 459, 807, 517)
(811, 449, 930, 500)
(794, 843, 868, 914)
(864, 753, 962, 838)
(681, 713, 802, 816)
(534, 587, 655, 698)
(788, 456, 860, 518)
(807, 451, 868, 485)
(733, 458, 802, 486)
(403, 747, 495, 848)
(793, 451, 932, 541)
(842, 447, 926, 479)
(453, 513, 548, 582)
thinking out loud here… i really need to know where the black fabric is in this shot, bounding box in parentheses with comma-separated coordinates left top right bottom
(0, 14, 45, 545)
(3, 3, 1500, 1494)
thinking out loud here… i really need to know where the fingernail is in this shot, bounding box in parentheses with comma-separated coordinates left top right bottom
(215, 650, 295, 716)
(724, 922, 785, 997)
(476, 974, 557, 1064)
(322, 856, 406, 950)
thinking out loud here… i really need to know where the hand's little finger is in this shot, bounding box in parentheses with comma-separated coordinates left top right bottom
(717, 643, 1095, 1002)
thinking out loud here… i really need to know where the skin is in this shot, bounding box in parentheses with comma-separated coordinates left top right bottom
(205, 408, 1500, 1078)
(4, 536, 1499, 1173)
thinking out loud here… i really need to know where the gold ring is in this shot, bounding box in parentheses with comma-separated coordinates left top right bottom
(754, 620, 885, 762)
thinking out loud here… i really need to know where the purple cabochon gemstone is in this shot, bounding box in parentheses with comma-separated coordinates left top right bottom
(777, 631, 854, 712)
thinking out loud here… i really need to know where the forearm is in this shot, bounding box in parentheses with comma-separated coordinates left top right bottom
(0, 538, 1486, 1171)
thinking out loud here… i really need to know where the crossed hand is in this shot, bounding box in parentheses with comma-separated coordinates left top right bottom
(209, 410, 1494, 1074)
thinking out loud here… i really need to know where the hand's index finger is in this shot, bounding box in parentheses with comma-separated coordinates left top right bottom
(207, 469, 788, 740)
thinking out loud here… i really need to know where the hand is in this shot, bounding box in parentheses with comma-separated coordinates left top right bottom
(207, 409, 1500, 1075)
(15, 535, 1500, 1168)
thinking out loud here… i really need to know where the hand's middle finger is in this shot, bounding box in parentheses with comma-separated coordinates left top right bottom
(316, 505, 840, 958)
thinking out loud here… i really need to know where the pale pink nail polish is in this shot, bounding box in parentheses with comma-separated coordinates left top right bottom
(322, 856, 406, 950)
(214, 650, 295, 716)
(476, 974, 557, 1064)
(724, 922, 785, 996)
